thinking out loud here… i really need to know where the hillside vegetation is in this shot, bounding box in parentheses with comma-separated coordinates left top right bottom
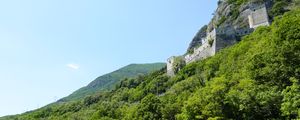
(3, 7, 300, 120)
(60, 63, 166, 102)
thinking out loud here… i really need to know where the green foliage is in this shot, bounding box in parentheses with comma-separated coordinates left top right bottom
(216, 16, 226, 27)
(226, 80, 282, 119)
(208, 38, 214, 47)
(227, 0, 249, 5)
(187, 48, 194, 54)
(2, 7, 300, 120)
(172, 56, 186, 74)
(61, 63, 165, 101)
(83, 95, 100, 106)
(178, 77, 230, 119)
(270, 0, 290, 17)
(231, 8, 240, 20)
(187, 25, 207, 53)
(281, 78, 300, 119)
(291, 0, 300, 9)
(227, 0, 248, 20)
(136, 94, 163, 120)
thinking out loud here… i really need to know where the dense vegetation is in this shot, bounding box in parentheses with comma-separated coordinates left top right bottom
(60, 63, 166, 101)
(270, 0, 293, 18)
(2, 8, 299, 120)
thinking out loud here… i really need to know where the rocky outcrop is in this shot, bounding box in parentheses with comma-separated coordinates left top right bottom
(187, 0, 297, 52)
(211, 0, 272, 30)
(168, 0, 274, 76)
(187, 25, 207, 53)
(168, 0, 296, 77)
(188, 0, 274, 52)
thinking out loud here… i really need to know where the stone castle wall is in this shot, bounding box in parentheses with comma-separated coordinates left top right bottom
(167, 56, 175, 76)
(248, 4, 270, 29)
(185, 29, 217, 64)
(167, 4, 270, 77)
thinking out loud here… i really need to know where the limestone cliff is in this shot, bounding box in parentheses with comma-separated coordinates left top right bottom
(170, 0, 295, 77)
(187, 0, 290, 52)
(187, 25, 207, 53)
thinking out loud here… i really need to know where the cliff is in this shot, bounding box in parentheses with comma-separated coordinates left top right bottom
(170, 0, 296, 77)
(187, 0, 292, 52)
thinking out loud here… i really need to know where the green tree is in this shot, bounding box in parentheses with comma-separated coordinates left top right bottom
(281, 78, 300, 119)
(136, 94, 163, 120)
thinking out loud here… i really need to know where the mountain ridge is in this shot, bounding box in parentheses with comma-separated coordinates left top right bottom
(59, 63, 166, 102)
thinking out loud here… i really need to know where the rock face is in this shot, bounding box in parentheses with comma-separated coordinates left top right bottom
(185, 28, 217, 64)
(187, 25, 207, 53)
(210, 0, 273, 31)
(167, 0, 274, 76)
(187, 0, 269, 52)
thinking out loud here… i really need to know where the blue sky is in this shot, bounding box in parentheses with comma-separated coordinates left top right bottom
(0, 0, 217, 116)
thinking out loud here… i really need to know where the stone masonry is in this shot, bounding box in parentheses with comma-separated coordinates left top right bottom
(167, 4, 270, 77)
(248, 4, 270, 29)
(167, 56, 176, 76)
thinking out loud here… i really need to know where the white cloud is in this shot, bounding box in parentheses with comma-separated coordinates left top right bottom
(66, 63, 80, 70)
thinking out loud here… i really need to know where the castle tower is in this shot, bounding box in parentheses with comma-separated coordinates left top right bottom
(167, 56, 175, 76)
(248, 15, 254, 28)
(248, 4, 270, 29)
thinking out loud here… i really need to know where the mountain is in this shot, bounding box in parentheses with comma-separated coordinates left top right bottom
(2, 0, 300, 119)
(59, 63, 166, 102)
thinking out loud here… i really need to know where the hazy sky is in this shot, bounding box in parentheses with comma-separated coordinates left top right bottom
(0, 0, 217, 116)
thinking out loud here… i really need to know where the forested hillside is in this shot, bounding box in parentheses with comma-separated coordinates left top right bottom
(60, 63, 166, 102)
(2, 6, 300, 120)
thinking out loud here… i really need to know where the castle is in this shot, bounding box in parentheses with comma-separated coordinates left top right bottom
(167, 56, 176, 76)
(167, 3, 270, 76)
(248, 4, 270, 29)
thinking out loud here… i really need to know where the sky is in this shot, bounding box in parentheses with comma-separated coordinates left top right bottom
(0, 0, 218, 117)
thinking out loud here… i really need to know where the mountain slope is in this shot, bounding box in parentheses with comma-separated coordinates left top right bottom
(60, 63, 166, 102)
(4, 8, 300, 120)
(2, 0, 300, 120)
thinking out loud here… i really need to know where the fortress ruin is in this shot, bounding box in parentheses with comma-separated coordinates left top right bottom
(167, 4, 270, 76)
(167, 56, 176, 76)
(248, 4, 270, 28)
